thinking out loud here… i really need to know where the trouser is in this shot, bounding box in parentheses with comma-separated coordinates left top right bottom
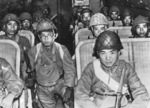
(36, 79, 66, 108)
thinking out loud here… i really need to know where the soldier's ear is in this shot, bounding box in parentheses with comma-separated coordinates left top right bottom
(53, 33, 58, 40)
(2, 25, 5, 31)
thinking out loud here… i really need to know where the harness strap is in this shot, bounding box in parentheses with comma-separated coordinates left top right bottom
(93, 59, 127, 94)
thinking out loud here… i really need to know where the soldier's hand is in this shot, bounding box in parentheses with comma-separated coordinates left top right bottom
(63, 87, 73, 103)
(1, 93, 15, 108)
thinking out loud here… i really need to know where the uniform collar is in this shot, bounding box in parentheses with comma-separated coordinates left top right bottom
(101, 60, 119, 74)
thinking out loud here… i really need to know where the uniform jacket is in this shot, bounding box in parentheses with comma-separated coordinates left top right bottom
(0, 58, 23, 98)
(75, 59, 149, 108)
(28, 42, 76, 87)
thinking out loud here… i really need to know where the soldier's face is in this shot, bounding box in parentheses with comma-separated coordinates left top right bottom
(22, 20, 31, 30)
(110, 12, 118, 20)
(82, 12, 91, 26)
(92, 25, 107, 37)
(98, 49, 119, 67)
(123, 16, 132, 26)
(39, 31, 55, 47)
(136, 23, 148, 37)
(5, 20, 18, 35)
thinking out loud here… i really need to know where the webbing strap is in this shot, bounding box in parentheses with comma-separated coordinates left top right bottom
(93, 59, 127, 94)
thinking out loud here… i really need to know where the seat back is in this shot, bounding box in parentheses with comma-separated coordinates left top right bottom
(75, 28, 93, 45)
(75, 38, 150, 95)
(0, 40, 25, 108)
(108, 26, 132, 38)
(0, 40, 20, 75)
(18, 30, 35, 46)
(108, 20, 123, 27)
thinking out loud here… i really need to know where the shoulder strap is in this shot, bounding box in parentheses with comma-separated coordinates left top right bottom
(15, 35, 19, 43)
(93, 59, 127, 94)
(35, 43, 42, 62)
(54, 42, 64, 60)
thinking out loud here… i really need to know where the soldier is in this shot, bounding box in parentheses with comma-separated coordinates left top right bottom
(121, 8, 133, 26)
(89, 13, 109, 38)
(19, 12, 35, 46)
(131, 15, 150, 38)
(19, 12, 33, 31)
(100, 6, 111, 21)
(28, 18, 76, 108)
(41, 4, 51, 19)
(75, 31, 149, 108)
(0, 13, 31, 52)
(0, 58, 23, 108)
(80, 8, 93, 28)
(109, 5, 120, 21)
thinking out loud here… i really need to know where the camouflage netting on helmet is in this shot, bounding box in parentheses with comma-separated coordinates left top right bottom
(89, 13, 108, 27)
(94, 30, 123, 52)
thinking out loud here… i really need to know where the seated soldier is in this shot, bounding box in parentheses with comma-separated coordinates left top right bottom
(109, 5, 122, 27)
(89, 13, 109, 39)
(109, 5, 120, 21)
(28, 18, 76, 108)
(19, 12, 33, 32)
(121, 8, 133, 26)
(100, 6, 111, 21)
(72, 7, 93, 35)
(0, 13, 31, 107)
(75, 31, 150, 108)
(19, 12, 35, 46)
(80, 7, 93, 28)
(0, 57, 23, 108)
(131, 15, 150, 38)
(41, 4, 51, 19)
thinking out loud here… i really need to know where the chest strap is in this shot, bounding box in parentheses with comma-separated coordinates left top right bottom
(93, 59, 127, 94)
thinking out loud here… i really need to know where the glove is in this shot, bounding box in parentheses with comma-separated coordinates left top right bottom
(63, 87, 73, 103)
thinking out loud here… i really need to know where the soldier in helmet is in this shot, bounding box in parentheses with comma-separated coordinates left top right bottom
(80, 8, 93, 28)
(0, 13, 31, 107)
(19, 12, 33, 31)
(89, 13, 109, 38)
(100, 6, 111, 21)
(109, 5, 120, 21)
(131, 15, 150, 38)
(121, 8, 133, 26)
(28, 18, 76, 108)
(41, 4, 51, 19)
(75, 31, 149, 108)
(0, 13, 31, 50)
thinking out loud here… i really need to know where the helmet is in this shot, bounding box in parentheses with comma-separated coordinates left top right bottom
(109, 5, 120, 15)
(122, 8, 132, 18)
(3, 13, 20, 24)
(94, 30, 123, 52)
(33, 11, 43, 19)
(81, 8, 93, 15)
(20, 12, 32, 21)
(36, 18, 56, 33)
(89, 13, 108, 27)
(132, 15, 149, 30)
(100, 6, 109, 13)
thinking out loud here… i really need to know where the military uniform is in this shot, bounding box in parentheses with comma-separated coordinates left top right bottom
(28, 42, 76, 108)
(0, 58, 23, 99)
(75, 31, 150, 108)
(75, 59, 149, 108)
